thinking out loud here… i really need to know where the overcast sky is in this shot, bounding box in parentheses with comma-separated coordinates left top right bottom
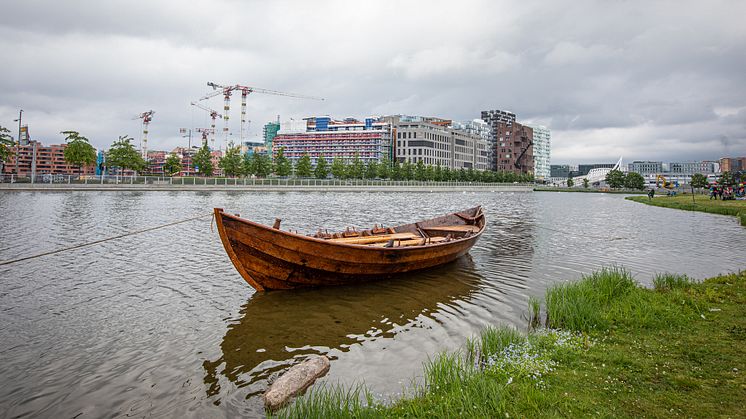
(1, 0, 745, 164)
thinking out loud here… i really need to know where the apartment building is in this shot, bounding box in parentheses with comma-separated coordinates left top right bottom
(2, 141, 96, 176)
(526, 124, 550, 180)
(386, 115, 490, 171)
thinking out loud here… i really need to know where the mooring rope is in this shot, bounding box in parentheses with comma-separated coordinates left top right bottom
(0, 213, 212, 267)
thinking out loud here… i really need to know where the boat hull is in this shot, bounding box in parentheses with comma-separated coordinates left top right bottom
(214, 207, 484, 291)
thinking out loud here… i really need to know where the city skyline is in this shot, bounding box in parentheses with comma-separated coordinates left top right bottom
(1, 0, 745, 164)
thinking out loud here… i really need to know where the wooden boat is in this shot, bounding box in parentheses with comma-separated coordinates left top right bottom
(214, 206, 485, 291)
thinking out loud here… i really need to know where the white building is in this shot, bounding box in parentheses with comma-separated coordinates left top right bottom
(526, 124, 551, 180)
(386, 115, 490, 171)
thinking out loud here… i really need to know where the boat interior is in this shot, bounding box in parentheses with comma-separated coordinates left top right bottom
(309, 206, 483, 248)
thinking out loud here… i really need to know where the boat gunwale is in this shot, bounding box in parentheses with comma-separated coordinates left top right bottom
(215, 207, 485, 252)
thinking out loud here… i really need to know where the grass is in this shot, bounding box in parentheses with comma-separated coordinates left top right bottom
(626, 194, 746, 226)
(535, 187, 647, 194)
(273, 269, 746, 418)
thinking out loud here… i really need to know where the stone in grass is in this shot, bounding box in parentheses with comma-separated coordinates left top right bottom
(264, 355, 330, 412)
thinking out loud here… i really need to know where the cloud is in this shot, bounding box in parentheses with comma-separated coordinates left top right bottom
(0, 0, 744, 162)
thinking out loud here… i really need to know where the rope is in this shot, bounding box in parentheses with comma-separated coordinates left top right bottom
(0, 213, 211, 267)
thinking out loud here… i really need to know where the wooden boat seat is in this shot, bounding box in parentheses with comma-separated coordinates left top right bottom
(368, 236, 449, 247)
(326, 232, 418, 245)
(422, 225, 481, 234)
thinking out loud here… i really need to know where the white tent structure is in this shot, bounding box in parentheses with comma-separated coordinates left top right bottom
(561, 157, 624, 186)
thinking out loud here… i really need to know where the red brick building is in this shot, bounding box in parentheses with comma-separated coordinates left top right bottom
(494, 122, 534, 175)
(2, 141, 96, 176)
(720, 156, 746, 173)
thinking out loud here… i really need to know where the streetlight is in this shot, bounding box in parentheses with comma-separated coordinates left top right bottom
(180, 128, 192, 175)
(12, 109, 22, 145)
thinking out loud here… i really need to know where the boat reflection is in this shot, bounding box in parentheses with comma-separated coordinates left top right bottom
(202, 256, 481, 399)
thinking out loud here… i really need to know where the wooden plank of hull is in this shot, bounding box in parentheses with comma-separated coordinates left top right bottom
(214, 207, 485, 290)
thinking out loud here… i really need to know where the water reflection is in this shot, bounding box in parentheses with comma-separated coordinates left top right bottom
(203, 256, 481, 400)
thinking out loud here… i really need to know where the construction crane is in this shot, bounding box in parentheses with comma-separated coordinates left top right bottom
(133, 110, 155, 158)
(196, 128, 215, 146)
(199, 82, 323, 150)
(190, 102, 222, 148)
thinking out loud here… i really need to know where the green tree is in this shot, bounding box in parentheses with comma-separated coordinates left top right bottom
(414, 160, 427, 181)
(605, 169, 626, 189)
(219, 145, 244, 177)
(718, 171, 734, 187)
(583, 178, 589, 188)
(163, 153, 182, 176)
(402, 161, 414, 180)
(331, 157, 346, 179)
(242, 153, 255, 176)
(274, 147, 291, 177)
(314, 154, 329, 179)
(433, 163, 443, 181)
(365, 160, 378, 179)
(0, 126, 15, 165)
(252, 153, 272, 177)
(295, 153, 312, 177)
(567, 178, 574, 187)
(391, 161, 402, 180)
(377, 156, 391, 179)
(691, 173, 708, 190)
(61, 131, 96, 174)
(107, 135, 146, 174)
(425, 164, 435, 181)
(624, 172, 646, 190)
(192, 143, 214, 176)
(347, 153, 365, 179)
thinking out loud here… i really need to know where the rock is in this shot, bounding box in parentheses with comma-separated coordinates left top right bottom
(263, 355, 330, 412)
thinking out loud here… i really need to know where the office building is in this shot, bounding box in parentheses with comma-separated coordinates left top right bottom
(526, 124, 550, 179)
(628, 161, 663, 174)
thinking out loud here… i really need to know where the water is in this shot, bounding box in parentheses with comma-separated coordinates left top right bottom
(1, 191, 744, 418)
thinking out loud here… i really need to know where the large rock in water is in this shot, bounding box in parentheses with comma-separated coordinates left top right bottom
(263, 355, 330, 412)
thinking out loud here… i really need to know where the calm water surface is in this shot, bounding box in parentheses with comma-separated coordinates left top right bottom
(1, 191, 744, 418)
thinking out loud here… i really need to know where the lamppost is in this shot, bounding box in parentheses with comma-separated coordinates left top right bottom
(13, 110, 22, 145)
(180, 128, 192, 175)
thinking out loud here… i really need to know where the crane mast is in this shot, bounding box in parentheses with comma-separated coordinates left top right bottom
(190, 102, 223, 148)
(199, 82, 324, 152)
(133, 110, 155, 158)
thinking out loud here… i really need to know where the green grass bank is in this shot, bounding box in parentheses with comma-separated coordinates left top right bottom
(534, 187, 646, 194)
(274, 268, 746, 418)
(626, 194, 746, 226)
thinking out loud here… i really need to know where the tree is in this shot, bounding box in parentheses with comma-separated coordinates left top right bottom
(219, 145, 244, 177)
(61, 131, 96, 175)
(583, 178, 589, 188)
(718, 171, 734, 187)
(691, 173, 708, 190)
(567, 178, 574, 187)
(391, 161, 402, 180)
(295, 153, 312, 177)
(605, 169, 626, 189)
(377, 156, 391, 179)
(192, 143, 214, 176)
(331, 157, 346, 179)
(433, 163, 443, 181)
(252, 153, 272, 178)
(242, 153, 255, 177)
(163, 153, 182, 176)
(0, 126, 15, 165)
(314, 154, 329, 179)
(425, 164, 435, 181)
(107, 135, 146, 174)
(365, 160, 378, 179)
(624, 172, 646, 190)
(274, 147, 291, 177)
(347, 153, 364, 179)
(414, 160, 427, 181)
(402, 161, 414, 180)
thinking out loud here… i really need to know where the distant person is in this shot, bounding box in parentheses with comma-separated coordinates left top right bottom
(647, 189, 655, 200)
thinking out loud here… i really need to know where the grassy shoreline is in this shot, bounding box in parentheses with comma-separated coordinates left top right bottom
(274, 268, 746, 418)
(534, 187, 646, 194)
(626, 195, 746, 226)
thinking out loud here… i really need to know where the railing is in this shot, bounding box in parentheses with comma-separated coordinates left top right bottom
(0, 173, 533, 188)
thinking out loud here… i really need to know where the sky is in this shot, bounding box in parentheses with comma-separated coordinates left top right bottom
(1, 0, 745, 164)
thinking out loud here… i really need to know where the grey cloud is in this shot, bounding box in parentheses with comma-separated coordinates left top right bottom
(1, 0, 745, 163)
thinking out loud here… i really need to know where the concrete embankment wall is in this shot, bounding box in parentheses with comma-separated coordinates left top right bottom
(0, 184, 534, 193)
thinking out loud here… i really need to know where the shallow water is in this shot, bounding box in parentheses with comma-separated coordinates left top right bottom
(1, 191, 744, 417)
